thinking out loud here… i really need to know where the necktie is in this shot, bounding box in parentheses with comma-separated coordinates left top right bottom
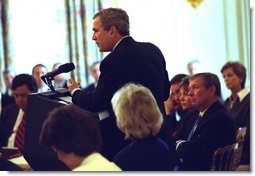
(187, 115, 202, 141)
(14, 113, 26, 153)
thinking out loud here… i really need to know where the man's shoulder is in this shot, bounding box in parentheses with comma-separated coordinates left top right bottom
(118, 37, 158, 51)
(204, 101, 230, 119)
(3, 104, 18, 112)
(83, 84, 96, 92)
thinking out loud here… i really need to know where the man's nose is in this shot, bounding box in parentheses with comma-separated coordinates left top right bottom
(92, 34, 96, 40)
(188, 89, 193, 96)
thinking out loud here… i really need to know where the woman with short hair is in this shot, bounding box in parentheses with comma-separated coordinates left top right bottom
(111, 83, 174, 171)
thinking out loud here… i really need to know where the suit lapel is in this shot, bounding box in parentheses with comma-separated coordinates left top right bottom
(3, 104, 20, 145)
(192, 101, 222, 138)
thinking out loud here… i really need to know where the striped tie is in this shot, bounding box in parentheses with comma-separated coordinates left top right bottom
(187, 115, 202, 141)
(14, 113, 26, 153)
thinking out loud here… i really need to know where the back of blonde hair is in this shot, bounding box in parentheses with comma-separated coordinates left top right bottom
(111, 83, 163, 140)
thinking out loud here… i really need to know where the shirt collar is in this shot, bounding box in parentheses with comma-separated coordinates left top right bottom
(199, 107, 209, 117)
(112, 36, 130, 51)
(237, 88, 249, 102)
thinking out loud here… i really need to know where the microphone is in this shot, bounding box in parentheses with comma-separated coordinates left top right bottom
(41, 63, 75, 79)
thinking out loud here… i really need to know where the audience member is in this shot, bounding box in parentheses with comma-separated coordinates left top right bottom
(2, 69, 15, 96)
(172, 76, 198, 140)
(164, 74, 187, 136)
(39, 105, 121, 171)
(67, 8, 169, 160)
(32, 64, 49, 93)
(1, 69, 15, 112)
(165, 76, 198, 166)
(52, 62, 68, 89)
(175, 72, 236, 171)
(111, 83, 174, 171)
(221, 61, 250, 165)
(83, 61, 101, 92)
(187, 59, 203, 75)
(0, 74, 37, 157)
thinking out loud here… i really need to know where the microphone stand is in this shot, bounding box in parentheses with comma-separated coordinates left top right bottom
(41, 75, 55, 92)
(40, 76, 71, 100)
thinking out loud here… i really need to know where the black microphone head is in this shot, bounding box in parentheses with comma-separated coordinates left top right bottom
(58, 63, 75, 73)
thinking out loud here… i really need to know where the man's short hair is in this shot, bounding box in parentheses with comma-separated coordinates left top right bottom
(189, 72, 221, 97)
(32, 64, 47, 75)
(93, 8, 130, 36)
(11, 74, 37, 92)
(170, 74, 188, 86)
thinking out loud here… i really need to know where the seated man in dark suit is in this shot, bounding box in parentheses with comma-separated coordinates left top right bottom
(83, 61, 101, 92)
(0, 74, 37, 157)
(175, 72, 236, 171)
(1, 69, 15, 112)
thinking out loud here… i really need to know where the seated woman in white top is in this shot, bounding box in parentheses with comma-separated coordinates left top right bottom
(40, 105, 121, 171)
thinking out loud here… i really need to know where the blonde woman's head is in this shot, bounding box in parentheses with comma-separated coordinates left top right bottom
(111, 83, 163, 140)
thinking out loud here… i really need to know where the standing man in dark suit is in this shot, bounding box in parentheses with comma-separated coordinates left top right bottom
(67, 8, 170, 160)
(0, 74, 37, 157)
(175, 73, 236, 171)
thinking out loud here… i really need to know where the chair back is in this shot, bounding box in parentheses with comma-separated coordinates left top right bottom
(211, 143, 237, 171)
(236, 127, 247, 143)
(211, 127, 247, 171)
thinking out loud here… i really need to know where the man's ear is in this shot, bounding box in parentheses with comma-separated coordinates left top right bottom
(109, 26, 117, 37)
(209, 85, 216, 96)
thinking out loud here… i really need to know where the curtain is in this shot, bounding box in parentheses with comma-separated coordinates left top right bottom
(65, 0, 102, 87)
(0, 1, 3, 91)
(222, 0, 250, 88)
(0, 0, 13, 91)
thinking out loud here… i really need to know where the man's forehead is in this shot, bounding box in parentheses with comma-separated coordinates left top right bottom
(93, 16, 101, 25)
(189, 77, 203, 85)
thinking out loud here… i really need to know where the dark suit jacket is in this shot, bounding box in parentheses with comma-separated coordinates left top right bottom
(173, 108, 199, 141)
(163, 108, 189, 138)
(113, 137, 174, 171)
(1, 93, 15, 109)
(175, 100, 236, 171)
(0, 104, 19, 147)
(83, 83, 96, 92)
(72, 37, 170, 160)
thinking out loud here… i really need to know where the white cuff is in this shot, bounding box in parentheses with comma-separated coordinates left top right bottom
(176, 140, 186, 150)
(71, 88, 81, 96)
(98, 111, 110, 121)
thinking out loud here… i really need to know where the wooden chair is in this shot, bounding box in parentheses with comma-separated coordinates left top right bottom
(236, 127, 247, 143)
(211, 143, 238, 171)
(211, 127, 247, 171)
